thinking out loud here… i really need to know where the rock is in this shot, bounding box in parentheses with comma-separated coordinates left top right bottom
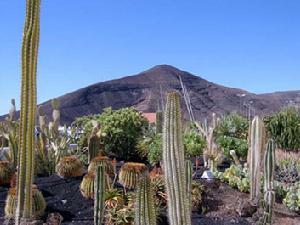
(237, 200, 257, 217)
(46, 213, 63, 225)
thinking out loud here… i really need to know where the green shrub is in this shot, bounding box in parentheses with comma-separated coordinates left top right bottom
(265, 107, 300, 152)
(184, 123, 206, 157)
(214, 112, 249, 159)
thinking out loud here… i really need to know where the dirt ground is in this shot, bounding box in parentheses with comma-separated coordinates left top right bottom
(0, 175, 299, 225)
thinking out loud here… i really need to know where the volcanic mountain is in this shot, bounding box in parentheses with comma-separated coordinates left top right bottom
(2, 65, 300, 124)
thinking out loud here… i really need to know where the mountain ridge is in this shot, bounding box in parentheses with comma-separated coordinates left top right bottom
(1, 65, 299, 124)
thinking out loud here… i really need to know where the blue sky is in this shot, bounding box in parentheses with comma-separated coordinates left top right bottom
(1, 0, 300, 115)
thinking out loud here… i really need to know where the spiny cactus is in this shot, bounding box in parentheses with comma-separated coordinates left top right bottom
(51, 98, 60, 136)
(249, 116, 266, 204)
(185, 160, 193, 208)
(156, 111, 163, 134)
(134, 173, 157, 225)
(162, 92, 191, 225)
(16, 0, 41, 223)
(6, 185, 46, 219)
(119, 162, 148, 189)
(80, 172, 96, 199)
(88, 121, 101, 163)
(0, 161, 14, 186)
(94, 165, 105, 225)
(260, 140, 276, 225)
(55, 156, 84, 178)
(88, 156, 114, 176)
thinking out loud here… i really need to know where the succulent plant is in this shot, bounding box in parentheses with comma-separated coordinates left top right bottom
(275, 160, 300, 184)
(249, 116, 266, 204)
(55, 156, 84, 178)
(94, 165, 105, 225)
(191, 181, 204, 210)
(119, 162, 148, 189)
(134, 174, 156, 225)
(156, 111, 163, 134)
(88, 156, 114, 176)
(0, 161, 14, 186)
(15, 0, 41, 222)
(80, 172, 96, 199)
(283, 182, 300, 212)
(5, 185, 46, 219)
(260, 139, 276, 225)
(88, 121, 101, 163)
(162, 92, 191, 225)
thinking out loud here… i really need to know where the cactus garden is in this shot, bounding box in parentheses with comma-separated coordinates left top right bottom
(1, 1, 300, 225)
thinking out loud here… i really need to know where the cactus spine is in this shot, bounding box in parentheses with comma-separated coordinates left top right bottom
(134, 173, 157, 225)
(249, 116, 266, 204)
(94, 165, 105, 225)
(261, 140, 276, 225)
(162, 92, 191, 225)
(16, 0, 41, 223)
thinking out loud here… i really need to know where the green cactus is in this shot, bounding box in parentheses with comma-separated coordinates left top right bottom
(162, 92, 191, 225)
(6, 185, 46, 219)
(260, 139, 276, 225)
(249, 116, 266, 204)
(51, 98, 60, 136)
(134, 173, 157, 225)
(119, 162, 148, 189)
(80, 172, 96, 199)
(94, 165, 105, 225)
(88, 122, 101, 163)
(156, 111, 163, 134)
(55, 156, 84, 178)
(0, 161, 14, 186)
(88, 156, 114, 176)
(185, 160, 193, 208)
(15, 0, 41, 223)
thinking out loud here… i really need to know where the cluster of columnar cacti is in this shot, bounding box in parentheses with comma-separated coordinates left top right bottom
(134, 173, 157, 225)
(249, 116, 266, 204)
(55, 156, 84, 178)
(0, 161, 14, 186)
(94, 165, 105, 225)
(6, 185, 45, 219)
(195, 113, 221, 172)
(155, 111, 163, 134)
(119, 162, 148, 189)
(0, 99, 19, 168)
(162, 92, 191, 225)
(260, 140, 276, 225)
(88, 121, 101, 163)
(15, 0, 41, 223)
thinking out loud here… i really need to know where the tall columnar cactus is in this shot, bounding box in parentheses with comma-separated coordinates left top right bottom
(261, 140, 276, 225)
(162, 92, 191, 225)
(88, 121, 101, 163)
(134, 173, 157, 225)
(94, 165, 105, 225)
(249, 116, 266, 204)
(16, 0, 41, 223)
(185, 160, 193, 208)
(51, 98, 60, 137)
(155, 111, 163, 134)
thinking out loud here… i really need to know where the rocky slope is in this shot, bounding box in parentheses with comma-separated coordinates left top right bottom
(2, 65, 300, 124)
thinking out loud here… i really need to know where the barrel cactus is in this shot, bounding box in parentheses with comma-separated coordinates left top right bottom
(56, 156, 84, 178)
(162, 92, 191, 225)
(0, 161, 14, 186)
(5, 185, 46, 219)
(88, 155, 114, 175)
(80, 172, 96, 199)
(119, 162, 148, 189)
